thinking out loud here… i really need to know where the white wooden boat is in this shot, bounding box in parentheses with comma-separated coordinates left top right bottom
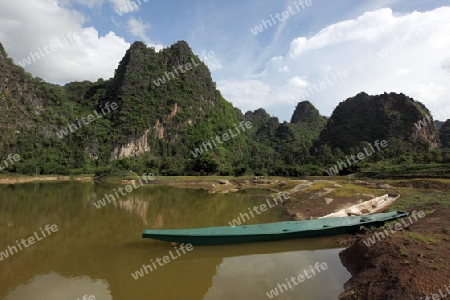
(319, 194, 400, 218)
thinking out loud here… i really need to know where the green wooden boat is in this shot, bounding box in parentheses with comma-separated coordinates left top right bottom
(142, 210, 409, 245)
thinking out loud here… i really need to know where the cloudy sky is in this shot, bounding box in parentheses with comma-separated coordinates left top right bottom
(0, 0, 449, 122)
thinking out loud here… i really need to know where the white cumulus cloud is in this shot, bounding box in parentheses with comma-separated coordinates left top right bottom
(0, 0, 131, 83)
(218, 6, 450, 121)
(127, 17, 163, 51)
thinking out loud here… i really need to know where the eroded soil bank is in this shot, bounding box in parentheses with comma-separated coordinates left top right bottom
(338, 207, 450, 299)
(335, 179, 450, 300)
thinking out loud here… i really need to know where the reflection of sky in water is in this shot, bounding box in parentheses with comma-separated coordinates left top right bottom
(204, 249, 350, 300)
(5, 273, 112, 300)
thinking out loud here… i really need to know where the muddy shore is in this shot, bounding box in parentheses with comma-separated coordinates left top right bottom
(338, 207, 450, 299)
(0, 175, 92, 184)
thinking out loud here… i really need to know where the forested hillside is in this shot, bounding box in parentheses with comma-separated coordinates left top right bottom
(0, 41, 448, 177)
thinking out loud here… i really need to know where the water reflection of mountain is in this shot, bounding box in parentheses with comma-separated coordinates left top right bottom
(113, 197, 150, 226)
(104, 185, 288, 229)
(4, 273, 112, 300)
(111, 196, 166, 228)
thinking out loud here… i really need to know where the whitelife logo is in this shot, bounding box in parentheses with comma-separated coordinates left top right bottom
(376, 23, 437, 59)
(115, 0, 149, 16)
(228, 192, 291, 227)
(77, 296, 95, 300)
(18, 32, 80, 68)
(265, 262, 328, 298)
(190, 121, 253, 158)
(93, 173, 155, 209)
(325, 139, 388, 176)
(414, 105, 450, 130)
(0, 153, 21, 171)
(363, 210, 425, 247)
(0, 224, 58, 261)
(250, 0, 312, 35)
(420, 283, 450, 300)
(287, 69, 350, 106)
(152, 50, 215, 87)
(131, 243, 193, 280)
(55, 102, 118, 138)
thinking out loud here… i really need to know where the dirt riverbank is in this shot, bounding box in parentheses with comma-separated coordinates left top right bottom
(338, 207, 450, 299)
(0, 175, 92, 184)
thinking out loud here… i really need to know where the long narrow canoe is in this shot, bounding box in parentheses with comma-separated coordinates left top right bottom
(142, 210, 409, 245)
(319, 194, 400, 218)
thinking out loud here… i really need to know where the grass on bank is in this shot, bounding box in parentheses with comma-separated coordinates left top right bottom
(358, 163, 450, 179)
(404, 232, 440, 245)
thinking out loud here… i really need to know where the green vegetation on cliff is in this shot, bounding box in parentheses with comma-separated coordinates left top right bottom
(0, 41, 447, 177)
(314, 92, 446, 173)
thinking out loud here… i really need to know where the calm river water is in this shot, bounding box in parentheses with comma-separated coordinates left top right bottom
(0, 182, 350, 300)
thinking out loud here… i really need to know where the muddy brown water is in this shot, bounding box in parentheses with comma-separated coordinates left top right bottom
(0, 182, 350, 299)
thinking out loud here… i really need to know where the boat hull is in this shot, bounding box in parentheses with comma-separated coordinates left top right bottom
(142, 210, 409, 245)
(319, 194, 400, 218)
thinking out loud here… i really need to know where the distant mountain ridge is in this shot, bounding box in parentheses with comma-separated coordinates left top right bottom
(0, 40, 448, 176)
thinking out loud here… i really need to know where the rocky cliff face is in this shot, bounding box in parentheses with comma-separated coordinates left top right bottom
(0, 39, 244, 174)
(412, 119, 440, 150)
(106, 41, 240, 159)
(0, 42, 48, 151)
(110, 41, 223, 140)
(112, 128, 151, 159)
